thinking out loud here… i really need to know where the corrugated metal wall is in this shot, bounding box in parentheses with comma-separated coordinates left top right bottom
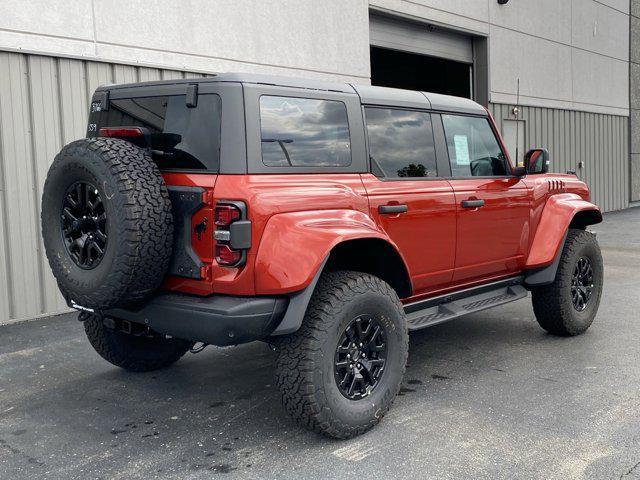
(0, 51, 631, 322)
(490, 103, 630, 212)
(0, 51, 211, 323)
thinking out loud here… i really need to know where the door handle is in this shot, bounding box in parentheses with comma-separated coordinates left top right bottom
(378, 204, 408, 214)
(461, 199, 485, 209)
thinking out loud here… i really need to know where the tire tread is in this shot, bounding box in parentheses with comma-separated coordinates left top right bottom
(42, 138, 173, 308)
(275, 270, 408, 439)
(532, 229, 603, 336)
(82, 312, 191, 372)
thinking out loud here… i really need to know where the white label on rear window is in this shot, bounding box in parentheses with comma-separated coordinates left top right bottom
(454, 135, 470, 165)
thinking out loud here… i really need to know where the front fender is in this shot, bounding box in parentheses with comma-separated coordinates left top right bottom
(526, 193, 602, 268)
(254, 209, 403, 295)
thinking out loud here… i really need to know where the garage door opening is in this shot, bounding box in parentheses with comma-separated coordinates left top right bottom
(370, 46, 471, 98)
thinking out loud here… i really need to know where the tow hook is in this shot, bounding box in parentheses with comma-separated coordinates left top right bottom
(190, 342, 208, 354)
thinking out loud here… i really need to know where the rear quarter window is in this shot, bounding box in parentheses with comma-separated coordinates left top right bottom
(88, 94, 221, 172)
(259, 96, 351, 168)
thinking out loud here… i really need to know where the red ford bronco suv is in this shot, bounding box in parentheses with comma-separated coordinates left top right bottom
(41, 73, 603, 439)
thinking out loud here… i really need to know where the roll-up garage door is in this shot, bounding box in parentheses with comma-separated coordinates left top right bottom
(369, 13, 473, 64)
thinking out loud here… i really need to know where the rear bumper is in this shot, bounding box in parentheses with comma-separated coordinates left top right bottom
(106, 293, 288, 346)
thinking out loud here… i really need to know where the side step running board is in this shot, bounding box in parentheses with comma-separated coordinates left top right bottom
(404, 277, 528, 331)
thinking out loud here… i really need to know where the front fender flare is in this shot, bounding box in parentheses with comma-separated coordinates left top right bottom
(526, 193, 602, 271)
(254, 209, 406, 295)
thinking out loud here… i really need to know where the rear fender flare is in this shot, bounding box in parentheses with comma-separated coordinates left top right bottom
(254, 209, 408, 295)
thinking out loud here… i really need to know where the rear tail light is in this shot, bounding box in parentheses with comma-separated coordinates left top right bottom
(215, 244, 242, 265)
(214, 204, 241, 226)
(98, 127, 144, 138)
(213, 201, 250, 267)
(98, 126, 150, 149)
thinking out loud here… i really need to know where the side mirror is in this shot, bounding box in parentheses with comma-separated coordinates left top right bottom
(513, 166, 526, 177)
(524, 148, 550, 175)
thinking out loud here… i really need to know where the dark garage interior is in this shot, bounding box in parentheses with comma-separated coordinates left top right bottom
(370, 46, 471, 98)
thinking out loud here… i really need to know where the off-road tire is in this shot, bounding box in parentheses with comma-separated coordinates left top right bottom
(41, 137, 173, 309)
(275, 271, 409, 439)
(531, 229, 603, 336)
(82, 312, 192, 372)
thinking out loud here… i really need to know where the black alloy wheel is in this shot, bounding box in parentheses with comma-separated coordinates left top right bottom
(334, 314, 387, 400)
(275, 271, 408, 438)
(42, 138, 173, 309)
(61, 181, 108, 269)
(571, 256, 594, 312)
(531, 229, 603, 336)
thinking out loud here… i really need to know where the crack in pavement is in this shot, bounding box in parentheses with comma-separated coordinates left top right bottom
(620, 460, 640, 479)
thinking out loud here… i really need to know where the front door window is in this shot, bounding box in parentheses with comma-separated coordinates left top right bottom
(441, 115, 509, 177)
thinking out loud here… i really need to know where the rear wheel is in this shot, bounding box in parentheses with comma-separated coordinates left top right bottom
(532, 229, 603, 336)
(82, 312, 192, 372)
(275, 271, 408, 439)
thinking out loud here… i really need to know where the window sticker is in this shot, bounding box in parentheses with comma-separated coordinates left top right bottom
(454, 135, 470, 165)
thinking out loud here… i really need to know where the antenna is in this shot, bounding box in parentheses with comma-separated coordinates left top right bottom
(515, 78, 520, 165)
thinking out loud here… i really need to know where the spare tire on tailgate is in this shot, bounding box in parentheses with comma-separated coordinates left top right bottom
(41, 137, 173, 310)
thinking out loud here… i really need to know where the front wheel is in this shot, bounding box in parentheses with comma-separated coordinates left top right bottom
(531, 229, 604, 336)
(275, 271, 409, 439)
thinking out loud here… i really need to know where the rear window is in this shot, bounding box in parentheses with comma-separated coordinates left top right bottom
(259, 96, 351, 168)
(89, 94, 221, 171)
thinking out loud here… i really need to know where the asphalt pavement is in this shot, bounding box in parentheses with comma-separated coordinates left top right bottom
(1, 207, 639, 479)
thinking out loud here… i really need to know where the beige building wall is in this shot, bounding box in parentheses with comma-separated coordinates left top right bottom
(0, 1, 633, 323)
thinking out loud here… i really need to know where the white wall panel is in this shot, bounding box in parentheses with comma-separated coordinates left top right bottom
(1, 0, 370, 83)
(597, 0, 630, 14)
(489, 0, 572, 45)
(572, 0, 629, 61)
(490, 26, 574, 105)
(0, 0, 94, 41)
(572, 49, 629, 111)
(92, 0, 370, 80)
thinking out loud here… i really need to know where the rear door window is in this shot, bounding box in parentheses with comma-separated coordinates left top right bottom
(259, 96, 351, 167)
(90, 94, 221, 171)
(364, 107, 438, 178)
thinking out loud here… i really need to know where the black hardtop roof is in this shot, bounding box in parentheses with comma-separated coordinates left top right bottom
(96, 72, 486, 115)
